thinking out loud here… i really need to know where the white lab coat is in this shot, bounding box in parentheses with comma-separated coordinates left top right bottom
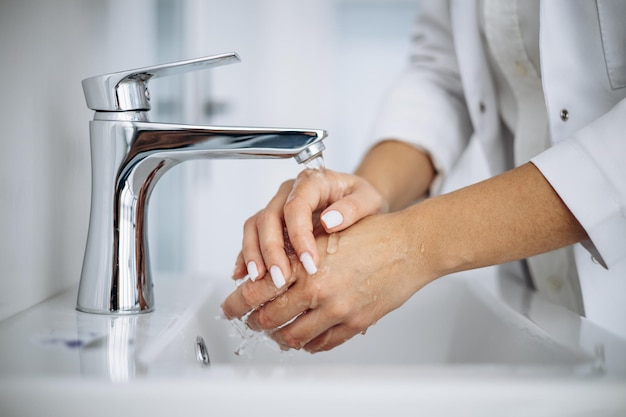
(371, 0, 626, 337)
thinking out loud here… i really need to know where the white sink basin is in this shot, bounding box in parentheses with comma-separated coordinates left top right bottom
(1, 269, 625, 416)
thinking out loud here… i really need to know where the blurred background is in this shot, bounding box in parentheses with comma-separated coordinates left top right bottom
(0, 0, 420, 321)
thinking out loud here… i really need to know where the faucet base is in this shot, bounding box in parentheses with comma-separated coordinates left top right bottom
(76, 305, 155, 315)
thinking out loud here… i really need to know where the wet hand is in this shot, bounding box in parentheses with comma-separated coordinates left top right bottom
(233, 168, 388, 290)
(224, 212, 434, 353)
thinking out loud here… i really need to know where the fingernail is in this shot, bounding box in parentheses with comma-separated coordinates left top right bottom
(322, 210, 343, 229)
(235, 274, 250, 287)
(269, 265, 286, 289)
(300, 252, 318, 275)
(247, 261, 259, 281)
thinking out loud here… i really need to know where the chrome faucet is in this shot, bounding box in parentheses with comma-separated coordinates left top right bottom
(77, 52, 327, 315)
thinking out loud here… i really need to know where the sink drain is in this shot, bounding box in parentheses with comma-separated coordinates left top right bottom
(195, 336, 210, 367)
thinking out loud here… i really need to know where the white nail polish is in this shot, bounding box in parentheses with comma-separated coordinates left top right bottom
(322, 210, 343, 229)
(247, 261, 259, 281)
(235, 274, 250, 287)
(270, 265, 286, 288)
(300, 252, 318, 275)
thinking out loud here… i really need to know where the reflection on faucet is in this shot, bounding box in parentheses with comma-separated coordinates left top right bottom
(107, 317, 137, 382)
(77, 53, 327, 315)
(77, 314, 144, 381)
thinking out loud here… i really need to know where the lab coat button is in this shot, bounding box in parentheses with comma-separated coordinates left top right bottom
(479, 101, 486, 113)
(560, 109, 569, 121)
(591, 255, 599, 265)
(547, 276, 563, 292)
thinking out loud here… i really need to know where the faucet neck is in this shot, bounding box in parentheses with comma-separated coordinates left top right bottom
(94, 111, 149, 122)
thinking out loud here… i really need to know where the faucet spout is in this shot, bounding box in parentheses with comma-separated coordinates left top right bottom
(77, 111, 326, 314)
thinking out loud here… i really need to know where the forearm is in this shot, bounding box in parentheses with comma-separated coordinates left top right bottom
(355, 140, 436, 212)
(404, 162, 588, 279)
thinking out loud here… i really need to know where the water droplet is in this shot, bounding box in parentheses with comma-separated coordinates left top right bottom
(326, 233, 339, 255)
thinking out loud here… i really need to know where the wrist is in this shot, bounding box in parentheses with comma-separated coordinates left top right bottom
(356, 140, 435, 212)
(387, 207, 443, 291)
(396, 198, 472, 284)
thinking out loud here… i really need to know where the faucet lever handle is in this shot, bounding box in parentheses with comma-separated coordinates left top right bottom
(82, 52, 241, 112)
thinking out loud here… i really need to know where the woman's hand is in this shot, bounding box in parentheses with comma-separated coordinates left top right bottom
(224, 211, 436, 352)
(232, 168, 389, 288)
(223, 162, 590, 352)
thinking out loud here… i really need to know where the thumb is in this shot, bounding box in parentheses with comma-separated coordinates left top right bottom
(320, 183, 387, 232)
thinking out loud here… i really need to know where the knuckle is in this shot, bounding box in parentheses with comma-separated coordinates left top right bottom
(255, 209, 273, 225)
(295, 169, 314, 181)
(254, 307, 277, 330)
(279, 330, 306, 350)
(282, 195, 301, 213)
(279, 179, 296, 191)
(221, 302, 236, 320)
(326, 302, 351, 321)
(310, 331, 334, 353)
(284, 188, 312, 211)
(243, 215, 256, 228)
(260, 245, 280, 261)
(275, 180, 295, 199)
(346, 316, 368, 333)
(292, 169, 324, 193)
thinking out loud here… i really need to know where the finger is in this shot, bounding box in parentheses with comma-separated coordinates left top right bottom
(241, 214, 265, 281)
(255, 182, 296, 288)
(240, 180, 294, 285)
(284, 169, 354, 272)
(285, 171, 387, 263)
(303, 324, 362, 353)
(232, 251, 247, 280)
(246, 277, 318, 331)
(221, 273, 289, 319)
(269, 307, 340, 351)
(282, 175, 325, 273)
(320, 181, 387, 232)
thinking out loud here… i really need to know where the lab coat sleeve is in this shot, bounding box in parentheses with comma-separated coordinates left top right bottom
(369, 0, 472, 193)
(531, 98, 626, 269)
